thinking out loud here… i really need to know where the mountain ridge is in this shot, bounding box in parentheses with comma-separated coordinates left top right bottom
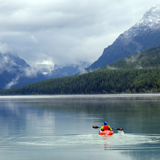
(101, 46, 160, 70)
(0, 52, 46, 89)
(86, 5, 160, 71)
(1, 46, 160, 94)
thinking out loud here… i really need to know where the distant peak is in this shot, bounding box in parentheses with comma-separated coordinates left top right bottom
(150, 4, 160, 12)
(137, 4, 160, 28)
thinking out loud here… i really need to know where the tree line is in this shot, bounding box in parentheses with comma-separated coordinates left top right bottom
(1, 69, 160, 95)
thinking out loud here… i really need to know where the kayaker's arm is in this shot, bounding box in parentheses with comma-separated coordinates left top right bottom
(93, 125, 123, 131)
(100, 126, 104, 131)
(108, 125, 112, 131)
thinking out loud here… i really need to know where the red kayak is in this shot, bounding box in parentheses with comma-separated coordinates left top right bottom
(99, 130, 114, 135)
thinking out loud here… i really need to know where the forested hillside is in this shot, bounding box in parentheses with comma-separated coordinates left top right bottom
(1, 46, 160, 95)
(1, 69, 160, 95)
(101, 46, 160, 70)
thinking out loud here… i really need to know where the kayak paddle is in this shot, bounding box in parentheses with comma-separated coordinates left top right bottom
(92, 125, 123, 131)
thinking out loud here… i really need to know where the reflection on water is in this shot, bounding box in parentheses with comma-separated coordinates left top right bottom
(0, 94, 160, 160)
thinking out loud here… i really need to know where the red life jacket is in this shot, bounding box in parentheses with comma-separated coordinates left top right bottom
(104, 125, 109, 130)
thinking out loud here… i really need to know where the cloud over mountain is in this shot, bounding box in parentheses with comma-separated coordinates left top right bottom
(0, 0, 160, 69)
(0, 53, 46, 89)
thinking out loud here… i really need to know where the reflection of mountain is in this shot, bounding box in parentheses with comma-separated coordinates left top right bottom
(22, 95, 160, 134)
(0, 53, 46, 89)
(0, 97, 159, 160)
(0, 102, 27, 135)
(0, 101, 55, 136)
(1, 95, 160, 160)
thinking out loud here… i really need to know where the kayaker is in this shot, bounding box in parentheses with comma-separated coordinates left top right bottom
(100, 121, 112, 131)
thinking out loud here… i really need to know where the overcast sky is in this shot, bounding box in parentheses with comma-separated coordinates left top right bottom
(0, 0, 160, 69)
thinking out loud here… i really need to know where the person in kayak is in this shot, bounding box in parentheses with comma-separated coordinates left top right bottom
(100, 121, 112, 131)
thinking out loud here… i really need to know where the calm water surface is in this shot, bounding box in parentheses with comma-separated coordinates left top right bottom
(0, 94, 160, 160)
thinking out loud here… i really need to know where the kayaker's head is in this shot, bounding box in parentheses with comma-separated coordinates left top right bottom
(104, 121, 107, 125)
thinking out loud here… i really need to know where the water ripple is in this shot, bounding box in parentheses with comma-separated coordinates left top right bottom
(0, 133, 160, 150)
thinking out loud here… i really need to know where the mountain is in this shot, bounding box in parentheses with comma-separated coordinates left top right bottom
(87, 5, 160, 71)
(0, 53, 46, 89)
(1, 46, 160, 95)
(46, 62, 90, 79)
(101, 46, 160, 70)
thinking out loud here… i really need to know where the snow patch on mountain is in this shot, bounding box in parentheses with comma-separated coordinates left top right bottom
(137, 4, 160, 28)
(120, 4, 160, 44)
(87, 4, 160, 71)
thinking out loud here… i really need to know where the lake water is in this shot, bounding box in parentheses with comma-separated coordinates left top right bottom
(0, 94, 160, 160)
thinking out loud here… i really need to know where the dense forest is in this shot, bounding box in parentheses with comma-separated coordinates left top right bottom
(1, 69, 160, 95)
(102, 46, 160, 70)
(1, 46, 160, 95)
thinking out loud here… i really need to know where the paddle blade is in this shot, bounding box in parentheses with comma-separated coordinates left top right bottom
(92, 126, 100, 129)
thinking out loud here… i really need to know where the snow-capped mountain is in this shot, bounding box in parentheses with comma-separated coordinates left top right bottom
(87, 5, 160, 71)
(0, 53, 46, 89)
(137, 5, 160, 28)
(122, 4, 160, 42)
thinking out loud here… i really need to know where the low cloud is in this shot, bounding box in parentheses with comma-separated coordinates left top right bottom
(31, 35, 39, 43)
(106, 66, 117, 70)
(0, 43, 10, 54)
(0, 0, 160, 68)
(135, 65, 143, 69)
(125, 56, 137, 64)
(5, 76, 20, 89)
(0, 54, 17, 73)
(22, 67, 38, 78)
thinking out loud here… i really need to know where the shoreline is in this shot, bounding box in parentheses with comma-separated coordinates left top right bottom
(1, 93, 160, 99)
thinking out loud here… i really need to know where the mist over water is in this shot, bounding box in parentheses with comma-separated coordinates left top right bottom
(0, 94, 160, 160)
